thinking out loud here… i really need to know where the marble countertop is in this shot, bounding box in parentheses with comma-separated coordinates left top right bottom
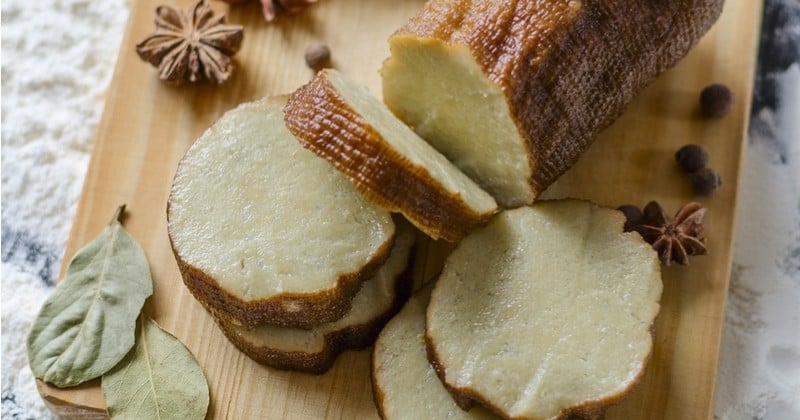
(2, 1, 798, 419)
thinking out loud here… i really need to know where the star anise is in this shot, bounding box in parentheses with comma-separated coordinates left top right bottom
(136, 0, 244, 85)
(222, 0, 319, 22)
(634, 201, 707, 266)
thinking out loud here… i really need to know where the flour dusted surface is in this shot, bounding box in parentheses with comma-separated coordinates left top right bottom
(1, 0, 129, 418)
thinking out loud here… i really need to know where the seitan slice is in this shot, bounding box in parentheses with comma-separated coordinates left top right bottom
(168, 96, 395, 329)
(426, 200, 662, 419)
(372, 283, 497, 420)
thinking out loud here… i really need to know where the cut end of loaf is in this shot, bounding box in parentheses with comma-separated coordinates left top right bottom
(382, 34, 536, 208)
(284, 68, 498, 242)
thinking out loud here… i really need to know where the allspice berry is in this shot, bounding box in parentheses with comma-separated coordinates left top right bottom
(304, 43, 331, 71)
(617, 204, 644, 232)
(691, 167, 722, 195)
(700, 83, 733, 118)
(675, 144, 709, 173)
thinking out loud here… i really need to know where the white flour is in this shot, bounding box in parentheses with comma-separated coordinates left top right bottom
(1, 0, 129, 418)
(1, 264, 57, 420)
(715, 64, 800, 420)
(1, 0, 129, 247)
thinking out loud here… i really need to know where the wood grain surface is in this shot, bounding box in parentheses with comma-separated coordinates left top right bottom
(36, 0, 762, 418)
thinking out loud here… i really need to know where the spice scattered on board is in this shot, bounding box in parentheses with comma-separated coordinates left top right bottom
(26, 205, 152, 387)
(222, 0, 319, 22)
(136, 0, 244, 85)
(634, 201, 708, 266)
(674, 144, 722, 195)
(618, 204, 644, 232)
(305, 43, 331, 71)
(103, 316, 210, 420)
(691, 167, 723, 195)
(675, 144, 709, 173)
(26, 205, 210, 418)
(700, 83, 734, 118)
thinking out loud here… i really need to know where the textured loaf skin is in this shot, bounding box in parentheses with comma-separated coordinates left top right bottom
(170, 242, 391, 330)
(284, 71, 497, 242)
(387, 0, 724, 202)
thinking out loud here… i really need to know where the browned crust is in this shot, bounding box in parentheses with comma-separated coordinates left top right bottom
(393, 0, 724, 198)
(284, 70, 496, 243)
(371, 358, 390, 420)
(208, 242, 415, 374)
(423, 200, 663, 419)
(167, 204, 394, 329)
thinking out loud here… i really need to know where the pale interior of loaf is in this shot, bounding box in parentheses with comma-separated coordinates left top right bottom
(169, 97, 394, 300)
(427, 201, 662, 419)
(325, 69, 497, 215)
(373, 284, 497, 420)
(382, 35, 534, 208)
(222, 224, 414, 353)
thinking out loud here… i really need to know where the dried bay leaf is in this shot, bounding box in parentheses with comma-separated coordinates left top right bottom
(102, 317, 210, 420)
(26, 205, 153, 387)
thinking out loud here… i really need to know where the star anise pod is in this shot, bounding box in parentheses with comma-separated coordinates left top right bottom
(136, 0, 244, 85)
(222, 0, 319, 22)
(634, 201, 707, 266)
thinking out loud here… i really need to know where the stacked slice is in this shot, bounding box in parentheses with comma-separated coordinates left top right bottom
(168, 96, 416, 372)
(211, 222, 415, 373)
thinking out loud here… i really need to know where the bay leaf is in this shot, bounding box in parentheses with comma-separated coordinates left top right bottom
(102, 316, 210, 420)
(26, 205, 153, 387)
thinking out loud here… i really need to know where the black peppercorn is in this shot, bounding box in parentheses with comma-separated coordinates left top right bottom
(617, 204, 644, 232)
(675, 144, 709, 173)
(700, 83, 733, 118)
(691, 167, 722, 195)
(304, 43, 331, 71)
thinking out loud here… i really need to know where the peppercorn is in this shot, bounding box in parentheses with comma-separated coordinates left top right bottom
(700, 83, 733, 118)
(617, 204, 644, 232)
(675, 144, 709, 173)
(691, 167, 722, 195)
(304, 43, 331, 71)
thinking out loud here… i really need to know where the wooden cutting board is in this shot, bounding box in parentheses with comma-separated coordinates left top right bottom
(36, 0, 762, 418)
